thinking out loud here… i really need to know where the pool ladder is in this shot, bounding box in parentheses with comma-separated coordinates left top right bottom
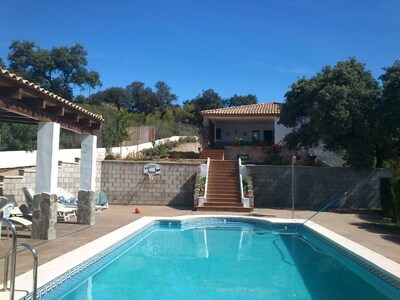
(0, 218, 38, 300)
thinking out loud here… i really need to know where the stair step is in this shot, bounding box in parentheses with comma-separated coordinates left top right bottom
(207, 188, 240, 196)
(207, 190, 240, 194)
(204, 201, 242, 206)
(199, 150, 225, 160)
(207, 180, 239, 184)
(198, 158, 252, 212)
(206, 197, 241, 202)
(196, 205, 253, 212)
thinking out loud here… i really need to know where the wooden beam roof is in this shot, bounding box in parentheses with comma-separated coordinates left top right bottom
(0, 68, 104, 135)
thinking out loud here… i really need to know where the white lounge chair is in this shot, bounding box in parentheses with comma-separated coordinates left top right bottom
(56, 187, 78, 207)
(56, 203, 76, 222)
(22, 188, 77, 222)
(0, 202, 32, 230)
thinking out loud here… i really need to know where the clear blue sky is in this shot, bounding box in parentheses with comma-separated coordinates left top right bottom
(1, 0, 399, 104)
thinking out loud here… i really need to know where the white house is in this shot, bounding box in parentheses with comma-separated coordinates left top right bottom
(201, 102, 291, 148)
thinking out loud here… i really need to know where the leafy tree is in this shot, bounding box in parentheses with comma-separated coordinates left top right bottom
(224, 94, 258, 107)
(101, 110, 131, 153)
(379, 60, 400, 168)
(185, 89, 223, 127)
(7, 40, 101, 99)
(125, 81, 177, 115)
(279, 58, 381, 170)
(126, 81, 155, 114)
(155, 81, 177, 110)
(0, 58, 5, 68)
(89, 87, 131, 111)
(0, 123, 37, 151)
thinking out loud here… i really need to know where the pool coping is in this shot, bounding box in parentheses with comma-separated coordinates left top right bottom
(7, 215, 400, 299)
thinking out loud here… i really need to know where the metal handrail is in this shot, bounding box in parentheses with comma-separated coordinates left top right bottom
(4, 244, 38, 300)
(0, 218, 17, 300)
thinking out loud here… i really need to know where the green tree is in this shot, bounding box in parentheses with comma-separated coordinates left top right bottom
(126, 81, 155, 114)
(7, 40, 101, 99)
(378, 61, 400, 170)
(279, 58, 381, 170)
(0, 123, 37, 151)
(101, 110, 131, 153)
(89, 87, 131, 111)
(224, 94, 258, 107)
(185, 89, 223, 127)
(155, 81, 177, 110)
(126, 81, 177, 115)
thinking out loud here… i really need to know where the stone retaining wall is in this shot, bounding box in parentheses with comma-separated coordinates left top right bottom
(1, 161, 102, 205)
(1, 159, 391, 210)
(101, 160, 200, 206)
(248, 165, 392, 209)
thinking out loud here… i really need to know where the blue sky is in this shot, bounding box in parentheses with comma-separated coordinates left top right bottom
(1, 0, 399, 104)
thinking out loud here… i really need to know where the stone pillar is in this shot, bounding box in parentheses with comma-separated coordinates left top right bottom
(31, 193, 57, 240)
(77, 190, 96, 225)
(35, 122, 60, 194)
(78, 135, 97, 225)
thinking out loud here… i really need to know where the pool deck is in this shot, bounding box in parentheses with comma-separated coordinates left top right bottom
(1, 205, 400, 285)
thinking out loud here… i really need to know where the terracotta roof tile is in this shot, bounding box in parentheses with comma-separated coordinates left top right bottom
(0, 67, 104, 121)
(201, 102, 281, 116)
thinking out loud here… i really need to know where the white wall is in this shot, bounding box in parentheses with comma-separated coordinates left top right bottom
(274, 118, 292, 144)
(0, 136, 183, 169)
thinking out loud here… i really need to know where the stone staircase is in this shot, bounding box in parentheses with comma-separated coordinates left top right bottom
(196, 159, 252, 212)
(199, 149, 225, 160)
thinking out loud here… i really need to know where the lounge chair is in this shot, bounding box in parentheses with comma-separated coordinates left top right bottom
(22, 187, 35, 209)
(18, 204, 33, 220)
(0, 201, 32, 230)
(0, 196, 8, 208)
(22, 187, 77, 222)
(56, 203, 76, 222)
(56, 187, 78, 207)
(95, 191, 109, 211)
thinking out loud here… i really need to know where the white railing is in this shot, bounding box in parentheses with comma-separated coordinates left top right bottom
(198, 158, 210, 207)
(238, 158, 250, 208)
(204, 157, 210, 202)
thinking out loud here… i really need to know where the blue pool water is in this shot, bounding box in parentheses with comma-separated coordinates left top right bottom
(42, 219, 399, 300)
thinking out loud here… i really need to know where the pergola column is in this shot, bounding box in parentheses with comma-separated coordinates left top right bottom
(77, 134, 97, 225)
(32, 122, 60, 240)
(35, 122, 60, 194)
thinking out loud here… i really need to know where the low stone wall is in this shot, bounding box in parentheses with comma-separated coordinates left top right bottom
(248, 165, 392, 209)
(1, 159, 391, 210)
(101, 160, 200, 206)
(1, 161, 102, 205)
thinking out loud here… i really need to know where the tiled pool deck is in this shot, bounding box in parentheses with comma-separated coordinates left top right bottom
(1, 205, 399, 294)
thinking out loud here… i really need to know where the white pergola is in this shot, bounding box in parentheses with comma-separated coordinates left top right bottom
(0, 67, 103, 196)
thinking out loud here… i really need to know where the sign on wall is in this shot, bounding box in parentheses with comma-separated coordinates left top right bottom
(143, 163, 161, 175)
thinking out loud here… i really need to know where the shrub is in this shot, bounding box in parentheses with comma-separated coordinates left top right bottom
(264, 143, 284, 165)
(242, 175, 249, 195)
(199, 177, 206, 195)
(104, 152, 121, 160)
(380, 178, 395, 217)
(380, 177, 400, 224)
(233, 137, 246, 146)
(391, 178, 400, 224)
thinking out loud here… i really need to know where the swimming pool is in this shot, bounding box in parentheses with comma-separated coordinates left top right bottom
(16, 216, 400, 299)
